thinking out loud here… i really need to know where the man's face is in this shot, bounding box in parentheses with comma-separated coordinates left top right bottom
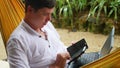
(27, 6, 54, 28)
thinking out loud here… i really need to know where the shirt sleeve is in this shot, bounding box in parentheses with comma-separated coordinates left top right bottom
(7, 38, 30, 68)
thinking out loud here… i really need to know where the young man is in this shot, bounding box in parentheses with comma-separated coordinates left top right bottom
(7, 0, 70, 68)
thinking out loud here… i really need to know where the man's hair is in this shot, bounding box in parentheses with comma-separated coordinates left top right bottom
(25, 0, 56, 12)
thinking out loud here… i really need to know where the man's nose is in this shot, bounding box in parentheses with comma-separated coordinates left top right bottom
(47, 14, 51, 21)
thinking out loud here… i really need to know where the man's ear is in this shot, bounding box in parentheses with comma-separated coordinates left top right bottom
(27, 5, 34, 13)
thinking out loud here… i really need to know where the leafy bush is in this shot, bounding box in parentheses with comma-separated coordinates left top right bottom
(52, 0, 120, 34)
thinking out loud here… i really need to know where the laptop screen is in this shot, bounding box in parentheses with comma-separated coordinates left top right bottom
(99, 26, 115, 57)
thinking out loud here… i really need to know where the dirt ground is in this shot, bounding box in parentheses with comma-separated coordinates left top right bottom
(0, 29, 120, 60)
(57, 29, 120, 52)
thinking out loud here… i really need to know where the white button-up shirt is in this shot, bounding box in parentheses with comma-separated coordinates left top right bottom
(7, 20, 67, 68)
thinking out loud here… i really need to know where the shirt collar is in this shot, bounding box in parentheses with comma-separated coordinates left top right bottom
(21, 20, 41, 37)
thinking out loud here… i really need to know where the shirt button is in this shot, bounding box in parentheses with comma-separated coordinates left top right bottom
(49, 45, 50, 48)
(39, 36, 41, 38)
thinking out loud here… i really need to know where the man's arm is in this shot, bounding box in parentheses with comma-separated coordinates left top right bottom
(7, 38, 30, 68)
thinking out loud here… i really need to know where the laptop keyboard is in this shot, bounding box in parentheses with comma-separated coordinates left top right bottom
(78, 52, 99, 65)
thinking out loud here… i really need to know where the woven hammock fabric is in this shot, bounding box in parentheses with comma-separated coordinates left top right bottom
(0, 0, 24, 47)
(0, 0, 120, 67)
(82, 48, 120, 68)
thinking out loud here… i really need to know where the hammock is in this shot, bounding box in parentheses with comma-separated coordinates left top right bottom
(0, 0, 120, 67)
(0, 0, 24, 48)
(81, 48, 120, 68)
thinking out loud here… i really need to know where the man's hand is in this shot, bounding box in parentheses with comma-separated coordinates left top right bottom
(49, 52, 70, 68)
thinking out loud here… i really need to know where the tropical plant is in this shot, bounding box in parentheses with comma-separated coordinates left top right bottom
(87, 0, 120, 22)
(108, 0, 120, 21)
(52, 0, 88, 30)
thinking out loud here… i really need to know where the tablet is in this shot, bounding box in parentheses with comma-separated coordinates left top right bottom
(67, 38, 88, 63)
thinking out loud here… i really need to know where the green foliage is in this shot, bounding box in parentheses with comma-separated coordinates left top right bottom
(87, 0, 120, 22)
(108, 0, 120, 20)
(52, 0, 120, 34)
(52, 0, 88, 30)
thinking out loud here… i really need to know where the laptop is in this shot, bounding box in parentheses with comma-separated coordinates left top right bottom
(79, 26, 115, 65)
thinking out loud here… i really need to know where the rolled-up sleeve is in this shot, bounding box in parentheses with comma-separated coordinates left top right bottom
(7, 38, 30, 68)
